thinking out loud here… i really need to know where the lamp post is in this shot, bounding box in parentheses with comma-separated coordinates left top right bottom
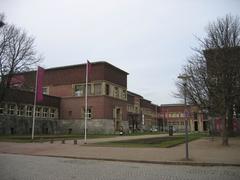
(178, 74, 191, 160)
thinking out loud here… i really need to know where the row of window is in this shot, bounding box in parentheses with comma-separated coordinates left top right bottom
(168, 113, 185, 118)
(73, 82, 127, 100)
(0, 103, 58, 118)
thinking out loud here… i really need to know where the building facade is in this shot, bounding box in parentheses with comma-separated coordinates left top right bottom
(3, 61, 210, 135)
(0, 89, 60, 135)
(159, 104, 208, 132)
(13, 62, 129, 134)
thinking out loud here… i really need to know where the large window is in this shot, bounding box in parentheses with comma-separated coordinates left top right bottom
(82, 107, 92, 119)
(17, 105, 25, 116)
(94, 83, 101, 95)
(74, 85, 85, 96)
(122, 90, 126, 99)
(35, 107, 41, 117)
(43, 107, 49, 118)
(74, 84, 91, 96)
(105, 84, 110, 95)
(7, 104, 15, 115)
(26, 106, 33, 117)
(50, 108, 56, 118)
(42, 87, 49, 95)
(114, 87, 119, 98)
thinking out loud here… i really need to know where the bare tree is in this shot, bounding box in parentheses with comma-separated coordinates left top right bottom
(175, 14, 240, 146)
(0, 13, 41, 102)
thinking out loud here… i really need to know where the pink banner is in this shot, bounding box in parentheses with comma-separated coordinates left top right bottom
(36, 66, 45, 102)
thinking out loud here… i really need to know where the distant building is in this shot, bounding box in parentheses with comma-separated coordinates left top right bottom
(159, 104, 208, 132)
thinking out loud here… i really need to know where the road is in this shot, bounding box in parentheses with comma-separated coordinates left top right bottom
(0, 154, 240, 180)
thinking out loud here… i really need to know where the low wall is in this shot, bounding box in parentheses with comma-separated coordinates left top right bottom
(0, 116, 129, 135)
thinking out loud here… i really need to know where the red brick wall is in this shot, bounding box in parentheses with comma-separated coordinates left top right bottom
(60, 96, 105, 119)
(49, 84, 73, 97)
(60, 96, 128, 121)
(16, 62, 127, 89)
(103, 96, 128, 120)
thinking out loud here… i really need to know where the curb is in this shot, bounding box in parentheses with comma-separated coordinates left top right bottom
(2, 152, 240, 167)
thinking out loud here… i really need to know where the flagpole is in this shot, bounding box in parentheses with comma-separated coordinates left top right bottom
(84, 61, 88, 144)
(31, 68, 38, 140)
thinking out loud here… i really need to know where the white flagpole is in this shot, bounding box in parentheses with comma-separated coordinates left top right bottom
(32, 68, 38, 140)
(84, 61, 88, 144)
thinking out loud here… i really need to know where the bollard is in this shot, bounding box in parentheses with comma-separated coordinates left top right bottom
(74, 139, 77, 145)
(62, 139, 65, 144)
(50, 139, 54, 144)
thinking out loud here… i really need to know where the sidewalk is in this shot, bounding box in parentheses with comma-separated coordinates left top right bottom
(0, 135, 239, 166)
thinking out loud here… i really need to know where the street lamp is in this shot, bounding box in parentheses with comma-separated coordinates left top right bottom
(178, 73, 191, 160)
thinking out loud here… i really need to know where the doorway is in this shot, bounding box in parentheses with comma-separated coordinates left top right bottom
(194, 121, 198, 131)
(203, 121, 208, 131)
(114, 107, 122, 131)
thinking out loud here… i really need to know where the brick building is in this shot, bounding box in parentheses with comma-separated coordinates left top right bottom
(159, 104, 208, 132)
(3, 61, 210, 135)
(0, 89, 60, 135)
(12, 62, 129, 134)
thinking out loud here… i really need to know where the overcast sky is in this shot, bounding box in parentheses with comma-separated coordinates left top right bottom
(1, 0, 240, 105)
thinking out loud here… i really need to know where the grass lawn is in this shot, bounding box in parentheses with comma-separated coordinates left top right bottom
(0, 134, 117, 143)
(90, 133, 207, 148)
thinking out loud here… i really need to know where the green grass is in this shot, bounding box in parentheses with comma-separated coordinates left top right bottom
(126, 131, 167, 136)
(91, 133, 207, 148)
(0, 134, 117, 143)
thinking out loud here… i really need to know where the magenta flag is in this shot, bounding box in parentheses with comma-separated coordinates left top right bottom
(36, 66, 45, 102)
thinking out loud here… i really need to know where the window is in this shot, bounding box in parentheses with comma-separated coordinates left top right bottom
(74, 85, 85, 96)
(42, 87, 49, 95)
(7, 104, 15, 115)
(114, 87, 119, 98)
(203, 113, 208, 120)
(82, 107, 92, 119)
(50, 108, 56, 118)
(0, 103, 5, 114)
(35, 107, 41, 117)
(122, 90, 126, 99)
(17, 105, 25, 116)
(74, 84, 91, 96)
(26, 106, 33, 117)
(105, 84, 110, 95)
(94, 83, 102, 95)
(193, 112, 198, 120)
(43, 107, 49, 118)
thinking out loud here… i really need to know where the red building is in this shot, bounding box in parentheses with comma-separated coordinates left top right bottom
(159, 104, 208, 132)
(13, 62, 129, 134)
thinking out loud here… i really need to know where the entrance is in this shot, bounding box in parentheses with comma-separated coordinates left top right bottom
(194, 121, 198, 131)
(113, 107, 122, 131)
(203, 121, 208, 131)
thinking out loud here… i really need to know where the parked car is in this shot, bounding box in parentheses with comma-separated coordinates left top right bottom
(150, 128, 158, 132)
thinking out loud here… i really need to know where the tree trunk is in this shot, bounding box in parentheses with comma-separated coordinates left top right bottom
(222, 115, 229, 146)
(227, 107, 234, 136)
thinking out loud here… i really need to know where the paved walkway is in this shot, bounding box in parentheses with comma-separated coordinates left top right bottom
(0, 134, 239, 166)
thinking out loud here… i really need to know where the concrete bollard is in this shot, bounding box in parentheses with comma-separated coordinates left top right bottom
(62, 139, 65, 144)
(74, 139, 77, 145)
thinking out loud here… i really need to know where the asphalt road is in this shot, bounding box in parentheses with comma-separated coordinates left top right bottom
(0, 154, 240, 180)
